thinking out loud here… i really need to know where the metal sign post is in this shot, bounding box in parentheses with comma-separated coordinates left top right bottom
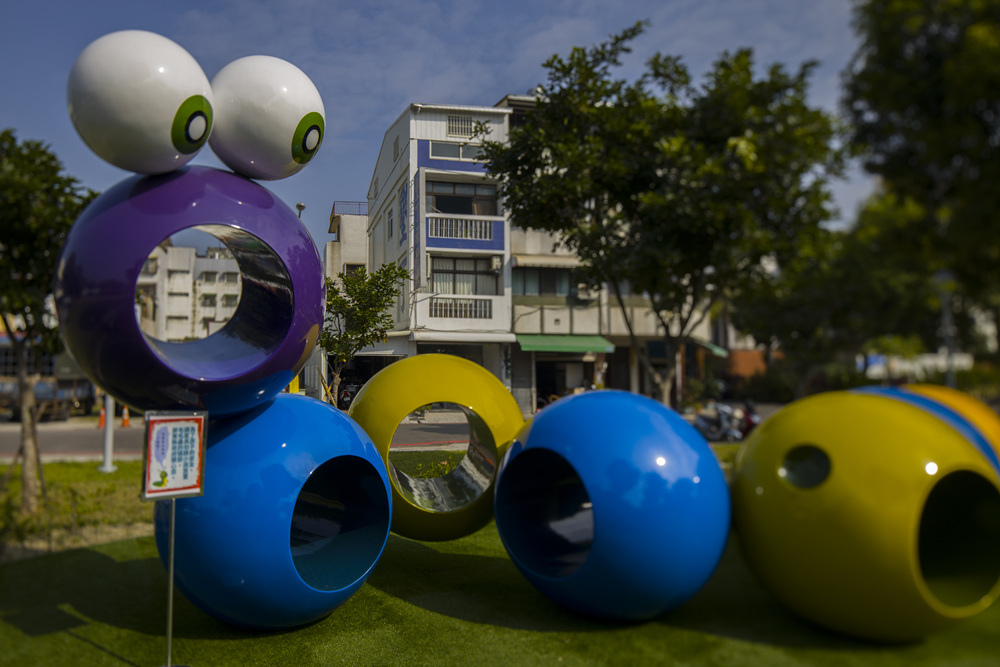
(141, 410, 207, 667)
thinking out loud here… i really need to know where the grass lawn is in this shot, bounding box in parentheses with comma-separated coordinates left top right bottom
(2, 451, 999, 665)
(2, 525, 1000, 665)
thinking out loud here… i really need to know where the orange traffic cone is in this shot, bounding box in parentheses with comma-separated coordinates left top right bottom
(121, 406, 131, 428)
(98, 406, 106, 429)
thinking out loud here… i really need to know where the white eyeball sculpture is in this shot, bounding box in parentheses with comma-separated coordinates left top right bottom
(209, 55, 326, 180)
(67, 30, 214, 174)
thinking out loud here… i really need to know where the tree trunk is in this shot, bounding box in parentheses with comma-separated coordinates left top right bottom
(330, 365, 343, 410)
(16, 343, 41, 515)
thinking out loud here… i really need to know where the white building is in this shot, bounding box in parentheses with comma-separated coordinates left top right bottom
(135, 243, 241, 342)
(366, 102, 515, 387)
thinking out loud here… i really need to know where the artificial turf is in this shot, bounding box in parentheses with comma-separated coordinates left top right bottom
(2, 523, 999, 666)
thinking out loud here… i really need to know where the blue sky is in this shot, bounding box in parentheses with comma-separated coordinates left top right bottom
(1, 0, 870, 247)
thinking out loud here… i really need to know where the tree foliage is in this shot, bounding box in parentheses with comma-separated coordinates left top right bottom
(0, 128, 94, 513)
(317, 264, 409, 405)
(843, 0, 1000, 301)
(480, 22, 843, 403)
(733, 190, 977, 393)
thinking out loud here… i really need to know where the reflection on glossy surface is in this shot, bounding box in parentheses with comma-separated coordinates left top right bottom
(349, 354, 525, 541)
(732, 390, 1000, 642)
(153, 394, 391, 629)
(389, 406, 497, 513)
(55, 166, 323, 415)
(494, 390, 730, 621)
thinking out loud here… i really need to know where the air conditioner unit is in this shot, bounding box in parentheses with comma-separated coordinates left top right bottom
(491, 255, 503, 272)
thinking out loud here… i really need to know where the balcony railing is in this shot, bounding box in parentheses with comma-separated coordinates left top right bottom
(332, 201, 368, 216)
(429, 297, 493, 319)
(428, 216, 493, 241)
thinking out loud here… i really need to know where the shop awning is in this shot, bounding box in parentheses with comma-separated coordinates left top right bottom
(511, 254, 581, 269)
(689, 337, 729, 359)
(516, 334, 615, 353)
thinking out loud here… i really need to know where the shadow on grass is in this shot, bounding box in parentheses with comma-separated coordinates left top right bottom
(366, 533, 612, 633)
(0, 538, 298, 644)
(656, 535, 893, 654)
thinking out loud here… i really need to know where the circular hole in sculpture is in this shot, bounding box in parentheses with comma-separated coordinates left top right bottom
(387, 402, 498, 512)
(918, 470, 1000, 608)
(495, 447, 593, 578)
(135, 224, 293, 380)
(778, 444, 831, 489)
(290, 455, 390, 592)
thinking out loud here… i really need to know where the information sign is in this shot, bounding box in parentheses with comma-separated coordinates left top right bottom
(142, 411, 207, 500)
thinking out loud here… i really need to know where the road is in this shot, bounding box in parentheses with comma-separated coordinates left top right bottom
(0, 418, 473, 463)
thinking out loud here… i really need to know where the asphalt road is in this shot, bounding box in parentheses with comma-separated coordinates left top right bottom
(0, 418, 472, 463)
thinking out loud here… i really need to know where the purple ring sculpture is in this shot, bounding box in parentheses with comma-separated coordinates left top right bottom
(54, 166, 324, 416)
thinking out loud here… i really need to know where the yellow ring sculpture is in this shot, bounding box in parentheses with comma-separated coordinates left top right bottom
(348, 354, 525, 541)
(731, 390, 1000, 642)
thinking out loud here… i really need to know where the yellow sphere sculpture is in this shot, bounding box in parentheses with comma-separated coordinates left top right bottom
(731, 390, 1000, 642)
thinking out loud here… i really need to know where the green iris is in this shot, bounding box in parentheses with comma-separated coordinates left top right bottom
(291, 112, 324, 164)
(171, 95, 213, 154)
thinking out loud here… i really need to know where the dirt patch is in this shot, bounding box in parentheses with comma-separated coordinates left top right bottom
(0, 523, 154, 564)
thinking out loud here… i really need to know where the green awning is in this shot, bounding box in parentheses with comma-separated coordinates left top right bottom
(516, 334, 615, 354)
(689, 337, 729, 359)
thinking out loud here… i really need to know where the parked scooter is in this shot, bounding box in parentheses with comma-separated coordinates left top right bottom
(690, 400, 743, 442)
(739, 399, 762, 438)
(338, 383, 360, 410)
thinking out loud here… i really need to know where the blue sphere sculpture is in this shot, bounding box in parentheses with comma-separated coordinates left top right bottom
(154, 394, 392, 629)
(494, 390, 730, 621)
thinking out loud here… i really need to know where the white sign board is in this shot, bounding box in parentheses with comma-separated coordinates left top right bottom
(142, 411, 207, 500)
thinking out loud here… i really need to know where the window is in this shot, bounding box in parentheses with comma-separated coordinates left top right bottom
(426, 181, 496, 216)
(393, 136, 400, 160)
(430, 257, 498, 296)
(447, 115, 474, 138)
(387, 205, 393, 239)
(200, 271, 217, 283)
(221, 272, 239, 283)
(430, 141, 483, 160)
(512, 268, 571, 297)
(142, 257, 158, 275)
(200, 294, 216, 307)
(222, 294, 238, 307)
(344, 264, 365, 278)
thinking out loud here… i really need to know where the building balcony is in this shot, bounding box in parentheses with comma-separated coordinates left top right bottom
(425, 214, 504, 251)
(414, 293, 510, 332)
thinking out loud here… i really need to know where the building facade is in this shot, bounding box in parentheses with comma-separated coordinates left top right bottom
(356, 97, 739, 415)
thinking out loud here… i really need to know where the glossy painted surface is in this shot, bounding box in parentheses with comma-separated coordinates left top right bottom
(732, 391, 1000, 642)
(494, 390, 730, 621)
(153, 394, 392, 629)
(905, 384, 1000, 461)
(348, 354, 525, 541)
(210, 55, 326, 180)
(67, 30, 214, 174)
(55, 166, 324, 415)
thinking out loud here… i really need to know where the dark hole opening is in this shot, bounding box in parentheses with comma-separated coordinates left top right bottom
(779, 444, 831, 489)
(919, 470, 1000, 607)
(290, 455, 390, 591)
(495, 448, 593, 578)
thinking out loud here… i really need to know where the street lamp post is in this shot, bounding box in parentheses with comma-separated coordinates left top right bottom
(933, 270, 957, 388)
(296, 202, 305, 219)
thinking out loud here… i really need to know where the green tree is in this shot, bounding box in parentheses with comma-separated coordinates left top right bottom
(843, 0, 1000, 307)
(318, 264, 410, 406)
(0, 129, 94, 514)
(480, 23, 843, 404)
(733, 190, 970, 394)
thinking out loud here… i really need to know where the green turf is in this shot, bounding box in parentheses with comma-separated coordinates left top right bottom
(2, 525, 999, 666)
